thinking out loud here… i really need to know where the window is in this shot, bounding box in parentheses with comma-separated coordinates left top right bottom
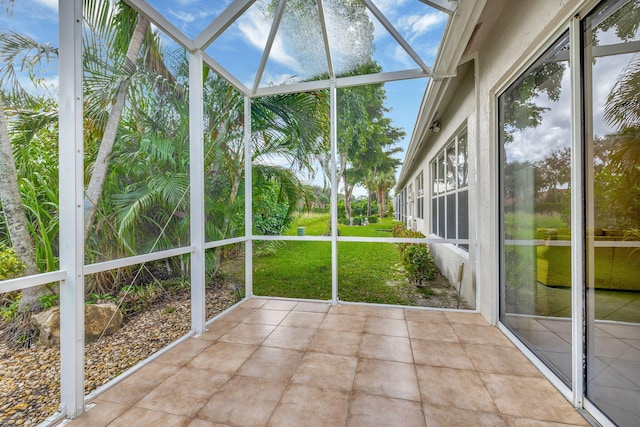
(430, 129, 468, 249)
(408, 183, 414, 221)
(416, 171, 424, 219)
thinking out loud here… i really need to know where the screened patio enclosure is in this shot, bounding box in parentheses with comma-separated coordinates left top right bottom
(0, 0, 489, 422)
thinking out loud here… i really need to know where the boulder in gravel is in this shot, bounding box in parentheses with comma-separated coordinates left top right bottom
(32, 303, 123, 346)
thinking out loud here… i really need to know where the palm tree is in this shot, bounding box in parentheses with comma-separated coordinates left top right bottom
(83, 0, 153, 240)
(0, 27, 59, 310)
(202, 72, 329, 239)
(375, 169, 397, 219)
(0, 0, 164, 310)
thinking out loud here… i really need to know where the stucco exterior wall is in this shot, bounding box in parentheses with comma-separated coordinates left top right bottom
(404, 63, 477, 308)
(473, 0, 582, 322)
(401, 0, 586, 320)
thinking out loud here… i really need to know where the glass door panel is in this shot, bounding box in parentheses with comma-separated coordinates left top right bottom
(499, 33, 573, 385)
(584, 1, 640, 425)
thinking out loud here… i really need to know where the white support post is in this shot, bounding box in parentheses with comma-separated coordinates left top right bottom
(330, 83, 338, 304)
(570, 15, 585, 408)
(58, 0, 85, 418)
(244, 96, 253, 298)
(189, 51, 206, 334)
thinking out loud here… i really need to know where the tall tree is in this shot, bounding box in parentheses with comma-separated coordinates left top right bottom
(375, 169, 396, 218)
(201, 72, 329, 239)
(0, 97, 40, 301)
(0, 27, 58, 310)
(83, 2, 151, 239)
(337, 62, 403, 220)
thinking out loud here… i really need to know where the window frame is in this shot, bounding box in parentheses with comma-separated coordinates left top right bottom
(416, 171, 424, 220)
(430, 128, 468, 249)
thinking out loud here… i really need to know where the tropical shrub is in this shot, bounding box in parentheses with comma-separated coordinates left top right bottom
(0, 246, 25, 280)
(392, 223, 436, 285)
(402, 244, 436, 284)
(37, 293, 59, 309)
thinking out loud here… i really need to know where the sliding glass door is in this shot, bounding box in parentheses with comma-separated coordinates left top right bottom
(584, 2, 640, 424)
(499, 1, 640, 425)
(499, 32, 573, 385)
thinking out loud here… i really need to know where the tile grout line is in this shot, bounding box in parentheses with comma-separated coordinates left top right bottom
(342, 308, 368, 427)
(403, 308, 432, 427)
(455, 320, 509, 425)
(263, 301, 327, 427)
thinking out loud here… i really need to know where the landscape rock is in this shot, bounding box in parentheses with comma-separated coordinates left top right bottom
(32, 303, 123, 346)
(84, 303, 123, 343)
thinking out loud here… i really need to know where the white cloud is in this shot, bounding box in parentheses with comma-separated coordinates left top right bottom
(373, 0, 409, 16)
(168, 9, 214, 25)
(258, 71, 301, 87)
(390, 44, 413, 68)
(34, 0, 57, 12)
(176, 0, 203, 5)
(236, 2, 301, 73)
(396, 12, 447, 42)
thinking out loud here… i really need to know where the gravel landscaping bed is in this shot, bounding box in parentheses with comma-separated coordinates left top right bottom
(0, 287, 238, 426)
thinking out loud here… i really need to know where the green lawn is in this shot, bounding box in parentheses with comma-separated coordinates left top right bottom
(252, 214, 411, 305)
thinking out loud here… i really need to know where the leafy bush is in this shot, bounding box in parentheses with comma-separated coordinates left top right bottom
(253, 207, 291, 235)
(0, 296, 20, 322)
(351, 199, 378, 217)
(37, 293, 59, 309)
(0, 246, 25, 280)
(402, 244, 436, 284)
(392, 223, 436, 284)
(367, 216, 378, 223)
(253, 181, 295, 235)
(86, 293, 118, 305)
(337, 199, 346, 219)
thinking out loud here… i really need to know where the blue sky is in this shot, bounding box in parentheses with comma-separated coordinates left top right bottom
(1, 0, 448, 194)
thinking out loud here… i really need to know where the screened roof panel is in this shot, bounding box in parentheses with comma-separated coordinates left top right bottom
(128, 0, 456, 95)
(368, 0, 448, 68)
(258, 0, 330, 88)
(204, 0, 274, 89)
(142, 0, 227, 40)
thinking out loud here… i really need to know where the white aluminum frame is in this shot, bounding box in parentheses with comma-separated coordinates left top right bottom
(58, 0, 85, 418)
(569, 14, 585, 407)
(189, 50, 206, 335)
(244, 96, 253, 298)
(329, 82, 339, 304)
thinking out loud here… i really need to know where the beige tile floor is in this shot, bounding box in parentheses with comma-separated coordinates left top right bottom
(62, 299, 590, 427)
(505, 315, 640, 425)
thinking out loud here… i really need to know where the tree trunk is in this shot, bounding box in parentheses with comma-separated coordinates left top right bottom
(0, 98, 44, 311)
(377, 183, 386, 218)
(84, 15, 150, 240)
(338, 153, 353, 220)
(222, 168, 242, 238)
(343, 175, 353, 220)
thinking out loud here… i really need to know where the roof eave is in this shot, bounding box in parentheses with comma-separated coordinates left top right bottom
(397, 0, 487, 189)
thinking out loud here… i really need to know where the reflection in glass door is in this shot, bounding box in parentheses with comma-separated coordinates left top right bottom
(499, 33, 573, 386)
(584, 2, 640, 425)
